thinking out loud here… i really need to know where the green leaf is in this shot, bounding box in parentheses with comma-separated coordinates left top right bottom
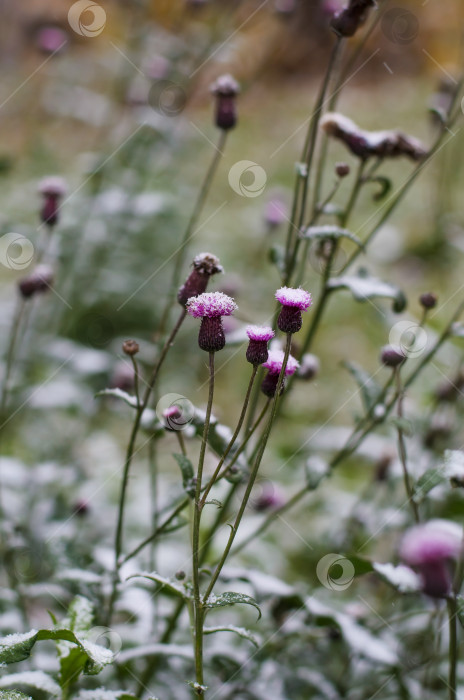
(365, 175, 392, 201)
(389, 415, 414, 437)
(268, 245, 286, 274)
(0, 692, 33, 700)
(327, 268, 407, 312)
(412, 467, 447, 504)
(172, 454, 196, 497)
(95, 388, 138, 408)
(305, 456, 330, 491)
(204, 625, 259, 647)
(205, 499, 222, 508)
(204, 592, 262, 620)
(343, 361, 383, 413)
(300, 225, 364, 250)
(456, 595, 464, 629)
(0, 631, 38, 664)
(127, 572, 192, 600)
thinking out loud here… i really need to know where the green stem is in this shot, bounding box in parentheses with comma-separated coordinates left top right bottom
(0, 299, 27, 425)
(447, 595, 458, 700)
(394, 367, 420, 523)
(192, 351, 215, 695)
(203, 335, 292, 602)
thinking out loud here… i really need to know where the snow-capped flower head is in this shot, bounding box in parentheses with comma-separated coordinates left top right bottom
(275, 286, 312, 334)
(210, 74, 240, 131)
(38, 176, 67, 227)
(264, 195, 287, 230)
(18, 265, 54, 300)
(400, 519, 463, 598)
(297, 353, 320, 381)
(246, 325, 275, 366)
(261, 349, 299, 398)
(321, 112, 428, 162)
(177, 252, 223, 306)
(187, 292, 237, 352)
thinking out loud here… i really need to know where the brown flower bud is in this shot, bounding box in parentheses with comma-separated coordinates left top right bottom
(122, 339, 140, 356)
(380, 344, 406, 368)
(335, 162, 350, 177)
(18, 265, 54, 299)
(210, 74, 240, 131)
(419, 292, 437, 310)
(330, 0, 376, 37)
(178, 252, 223, 307)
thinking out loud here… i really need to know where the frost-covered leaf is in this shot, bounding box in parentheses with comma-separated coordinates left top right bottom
(305, 456, 330, 491)
(0, 692, 33, 700)
(0, 631, 38, 664)
(117, 643, 193, 664)
(205, 499, 222, 508)
(75, 690, 141, 700)
(301, 225, 364, 250)
(220, 567, 295, 598)
(327, 269, 407, 312)
(204, 592, 262, 620)
(373, 563, 421, 593)
(0, 672, 60, 696)
(57, 569, 102, 584)
(343, 362, 383, 413)
(172, 454, 196, 497)
(64, 595, 94, 635)
(127, 572, 192, 600)
(443, 450, 464, 488)
(204, 625, 259, 647)
(95, 388, 138, 408)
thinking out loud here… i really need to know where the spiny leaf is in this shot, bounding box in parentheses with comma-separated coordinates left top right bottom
(204, 592, 262, 620)
(300, 225, 364, 250)
(204, 625, 259, 647)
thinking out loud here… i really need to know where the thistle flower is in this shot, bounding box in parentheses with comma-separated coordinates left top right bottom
(38, 176, 67, 227)
(261, 348, 299, 397)
(380, 344, 406, 368)
(253, 482, 285, 511)
(18, 265, 54, 299)
(246, 325, 275, 366)
(264, 196, 287, 230)
(400, 520, 463, 598)
(330, 0, 376, 37)
(186, 291, 237, 352)
(275, 287, 312, 334)
(178, 252, 223, 306)
(321, 113, 428, 162)
(210, 74, 240, 131)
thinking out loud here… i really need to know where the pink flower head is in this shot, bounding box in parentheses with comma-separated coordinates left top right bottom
(38, 176, 67, 198)
(263, 349, 299, 376)
(246, 325, 275, 342)
(275, 287, 312, 311)
(400, 519, 463, 598)
(186, 292, 237, 319)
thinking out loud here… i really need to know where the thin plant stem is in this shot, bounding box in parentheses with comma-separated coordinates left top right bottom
(157, 131, 227, 338)
(201, 365, 258, 506)
(203, 335, 292, 602)
(394, 367, 420, 523)
(192, 351, 215, 695)
(446, 595, 458, 700)
(0, 299, 27, 424)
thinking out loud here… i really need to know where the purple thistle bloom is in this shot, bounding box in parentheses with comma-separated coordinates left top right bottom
(275, 287, 312, 334)
(261, 349, 299, 397)
(246, 325, 275, 366)
(264, 196, 287, 229)
(400, 520, 463, 598)
(38, 176, 67, 227)
(187, 292, 237, 352)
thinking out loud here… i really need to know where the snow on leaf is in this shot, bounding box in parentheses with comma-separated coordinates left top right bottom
(96, 388, 138, 408)
(327, 269, 407, 312)
(0, 671, 60, 697)
(0, 692, 33, 700)
(204, 592, 262, 620)
(117, 643, 193, 664)
(204, 625, 259, 647)
(300, 225, 364, 250)
(57, 569, 102, 584)
(443, 450, 464, 488)
(0, 631, 38, 664)
(127, 572, 191, 600)
(373, 563, 421, 593)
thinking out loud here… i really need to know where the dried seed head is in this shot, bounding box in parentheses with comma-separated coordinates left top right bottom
(18, 265, 54, 299)
(380, 344, 406, 368)
(419, 292, 437, 310)
(321, 112, 428, 162)
(122, 339, 140, 356)
(210, 74, 240, 130)
(178, 253, 223, 306)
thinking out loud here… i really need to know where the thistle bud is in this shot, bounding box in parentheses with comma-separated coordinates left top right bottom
(210, 74, 240, 131)
(335, 162, 350, 178)
(122, 339, 139, 356)
(186, 292, 237, 353)
(246, 326, 275, 366)
(330, 0, 375, 38)
(178, 252, 223, 307)
(419, 292, 437, 310)
(380, 344, 406, 368)
(18, 265, 54, 299)
(38, 176, 67, 227)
